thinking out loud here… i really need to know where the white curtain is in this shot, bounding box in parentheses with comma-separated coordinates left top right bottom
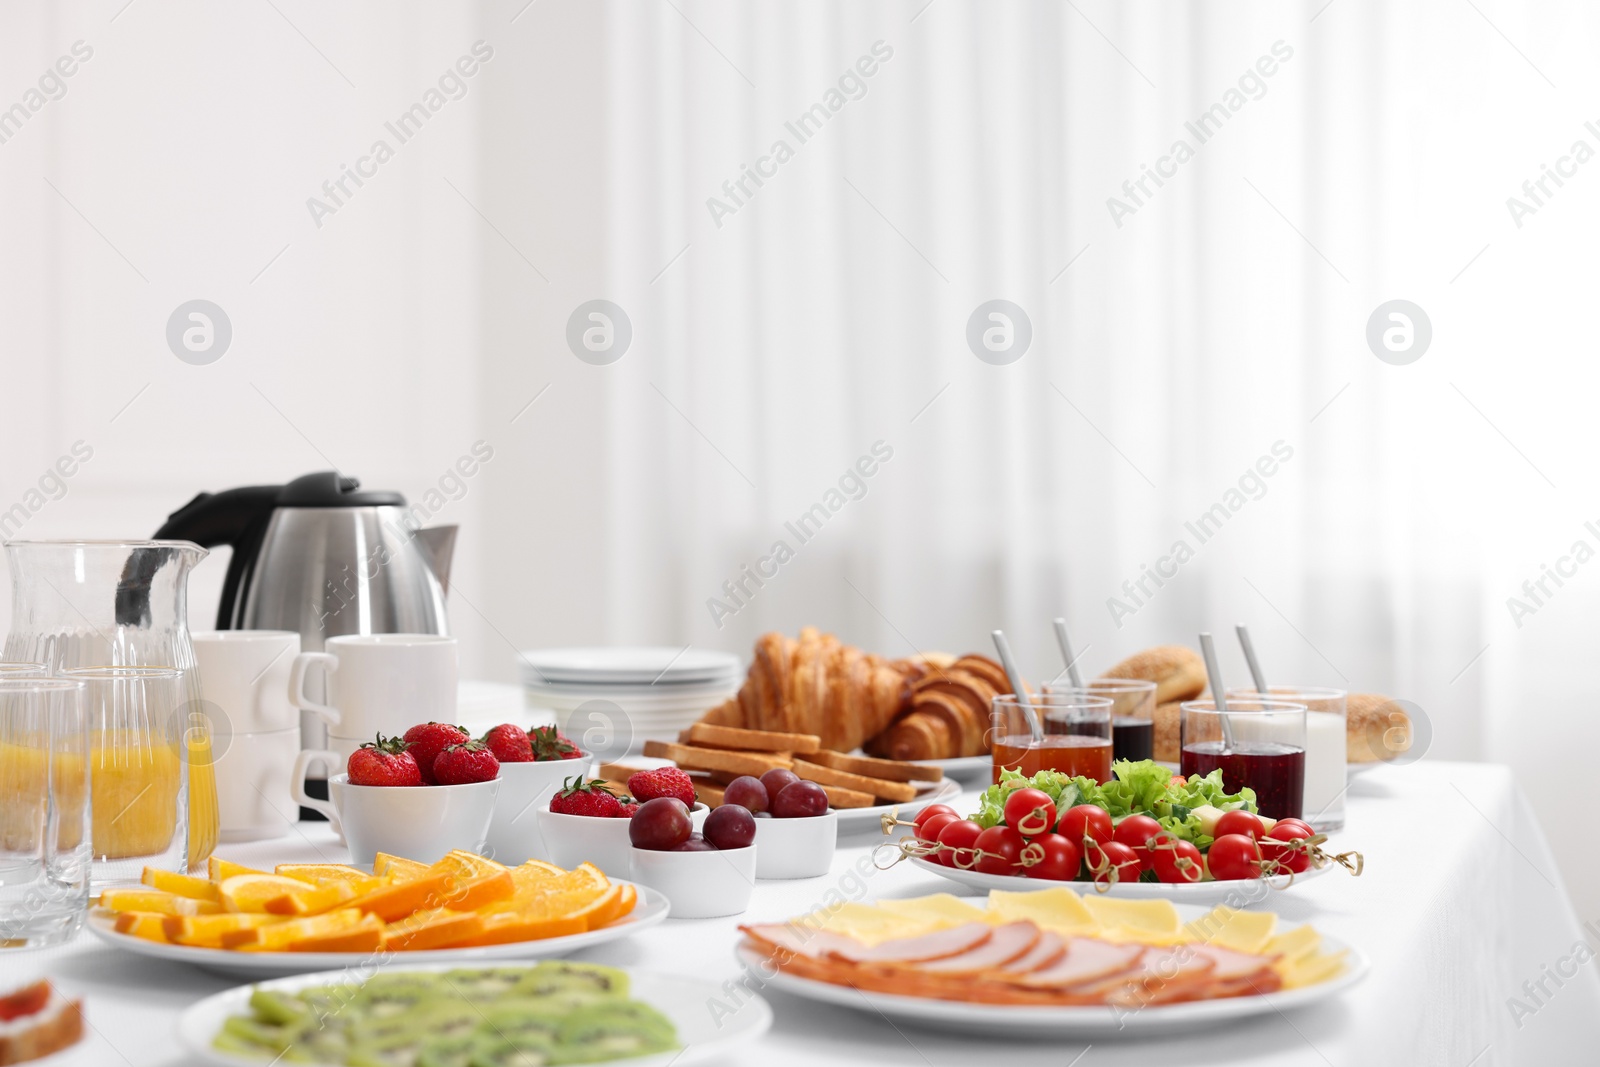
(557, 1, 1600, 913)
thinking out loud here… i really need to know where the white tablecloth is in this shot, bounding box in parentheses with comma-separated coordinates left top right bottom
(12, 761, 1598, 1066)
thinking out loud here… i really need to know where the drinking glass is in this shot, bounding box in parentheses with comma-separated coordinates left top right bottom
(62, 666, 189, 888)
(1228, 686, 1346, 831)
(0, 677, 90, 948)
(1044, 678, 1158, 762)
(1180, 699, 1307, 820)
(991, 694, 1114, 784)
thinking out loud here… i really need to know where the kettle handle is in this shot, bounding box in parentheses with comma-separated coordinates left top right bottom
(154, 484, 282, 629)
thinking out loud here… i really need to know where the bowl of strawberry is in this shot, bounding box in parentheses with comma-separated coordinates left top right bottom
(290, 726, 502, 866)
(536, 766, 708, 878)
(479, 723, 595, 864)
(627, 791, 758, 919)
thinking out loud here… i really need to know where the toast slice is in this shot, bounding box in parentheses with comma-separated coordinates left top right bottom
(682, 723, 821, 754)
(793, 760, 918, 802)
(796, 750, 943, 783)
(641, 741, 793, 777)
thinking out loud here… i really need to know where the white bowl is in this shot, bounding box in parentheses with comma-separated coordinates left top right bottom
(537, 803, 708, 878)
(484, 755, 596, 865)
(752, 811, 838, 879)
(325, 773, 499, 867)
(629, 843, 756, 918)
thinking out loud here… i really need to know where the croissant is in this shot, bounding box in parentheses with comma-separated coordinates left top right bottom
(863, 655, 1015, 761)
(699, 628, 913, 752)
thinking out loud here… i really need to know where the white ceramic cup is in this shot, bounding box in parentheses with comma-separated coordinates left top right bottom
(752, 812, 838, 879)
(215, 729, 299, 842)
(289, 634, 458, 744)
(290, 766, 498, 866)
(537, 804, 709, 878)
(629, 844, 756, 918)
(485, 756, 597, 866)
(193, 630, 301, 734)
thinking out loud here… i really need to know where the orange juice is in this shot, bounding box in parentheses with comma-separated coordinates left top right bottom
(991, 734, 1113, 784)
(186, 725, 218, 870)
(90, 730, 182, 858)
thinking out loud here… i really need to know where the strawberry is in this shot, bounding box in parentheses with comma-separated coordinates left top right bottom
(402, 722, 470, 784)
(529, 725, 583, 761)
(549, 777, 623, 818)
(615, 800, 640, 818)
(483, 723, 534, 763)
(347, 734, 422, 787)
(627, 767, 696, 806)
(433, 740, 500, 785)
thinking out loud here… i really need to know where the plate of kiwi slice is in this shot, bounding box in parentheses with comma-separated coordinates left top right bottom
(179, 959, 773, 1067)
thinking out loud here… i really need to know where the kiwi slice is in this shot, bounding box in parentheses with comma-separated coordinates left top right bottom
(440, 968, 529, 999)
(416, 1033, 493, 1067)
(551, 1002, 676, 1064)
(474, 1002, 566, 1045)
(248, 989, 311, 1027)
(354, 973, 451, 1018)
(280, 1028, 353, 1064)
(467, 1038, 558, 1067)
(511, 962, 628, 1004)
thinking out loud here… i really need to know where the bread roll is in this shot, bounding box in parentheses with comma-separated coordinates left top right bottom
(1153, 699, 1183, 763)
(1346, 692, 1412, 763)
(1100, 645, 1207, 705)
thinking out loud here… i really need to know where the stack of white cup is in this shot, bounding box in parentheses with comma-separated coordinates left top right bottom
(193, 630, 302, 842)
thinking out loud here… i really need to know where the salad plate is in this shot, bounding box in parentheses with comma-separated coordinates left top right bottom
(733, 909, 1367, 1038)
(905, 854, 1331, 902)
(180, 963, 771, 1067)
(87, 881, 670, 979)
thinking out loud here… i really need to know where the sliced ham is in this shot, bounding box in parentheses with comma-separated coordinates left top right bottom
(990, 929, 1068, 975)
(913, 923, 1041, 974)
(739, 923, 855, 960)
(828, 923, 992, 964)
(1189, 942, 1282, 981)
(1006, 937, 1147, 989)
(1072, 945, 1217, 1002)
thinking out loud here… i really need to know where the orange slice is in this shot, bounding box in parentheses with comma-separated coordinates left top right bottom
(374, 853, 433, 882)
(163, 913, 280, 948)
(207, 857, 264, 882)
(442, 911, 586, 947)
(347, 872, 454, 922)
(264, 879, 372, 917)
(382, 908, 485, 951)
(430, 850, 508, 884)
(287, 914, 384, 952)
(275, 863, 371, 886)
(445, 870, 515, 912)
(99, 889, 222, 916)
(222, 908, 363, 951)
(220, 873, 320, 914)
(519, 859, 565, 879)
(568, 862, 609, 891)
(568, 884, 628, 930)
(112, 911, 170, 942)
(141, 868, 222, 903)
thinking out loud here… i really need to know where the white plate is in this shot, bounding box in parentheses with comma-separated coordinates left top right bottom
(833, 779, 964, 833)
(179, 963, 771, 1067)
(910, 754, 992, 780)
(520, 647, 742, 686)
(87, 881, 670, 979)
(733, 909, 1366, 1038)
(904, 855, 1332, 902)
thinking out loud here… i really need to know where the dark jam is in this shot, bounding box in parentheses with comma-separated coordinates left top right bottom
(1180, 740, 1305, 820)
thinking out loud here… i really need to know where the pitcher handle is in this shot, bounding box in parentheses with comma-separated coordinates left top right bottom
(288, 651, 341, 728)
(290, 749, 341, 828)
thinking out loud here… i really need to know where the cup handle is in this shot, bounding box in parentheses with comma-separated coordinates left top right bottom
(288, 652, 341, 728)
(291, 749, 341, 827)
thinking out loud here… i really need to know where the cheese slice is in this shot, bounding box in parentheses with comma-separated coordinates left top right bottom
(878, 894, 990, 927)
(1263, 923, 1322, 963)
(986, 887, 1097, 933)
(1080, 896, 1184, 943)
(1185, 905, 1277, 955)
(808, 903, 929, 945)
(1278, 947, 1348, 989)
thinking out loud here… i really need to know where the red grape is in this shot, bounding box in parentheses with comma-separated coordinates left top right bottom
(628, 796, 693, 850)
(760, 768, 801, 797)
(772, 780, 829, 818)
(703, 804, 756, 849)
(722, 775, 769, 813)
(670, 833, 716, 851)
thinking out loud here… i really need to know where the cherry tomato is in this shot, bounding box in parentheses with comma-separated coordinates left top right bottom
(913, 804, 959, 830)
(1090, 840, 1142, 887)
(1149, 835, 1205, 884)
(1059, 805, 1112, 849)
(1002, 788, 1057, 837)
(1170, 774, 1188, 788)
(1020, 832, 1081, 881)
(916, 812, 960, 846)
(1111, 814, 1164, 871)
(1205, 833, 1263, 881)
(1261, 823, 1313, 874)
(1271, 818, 1314, 837)
(973, 825, 1027, 876)
(1213, 810, 1266, 842)
(936, 819, 983, 869)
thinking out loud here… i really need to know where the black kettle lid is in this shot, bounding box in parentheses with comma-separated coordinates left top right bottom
(276, 471, 405, 508)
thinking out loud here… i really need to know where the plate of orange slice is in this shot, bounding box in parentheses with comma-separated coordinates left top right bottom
(87, 850, 669, 978)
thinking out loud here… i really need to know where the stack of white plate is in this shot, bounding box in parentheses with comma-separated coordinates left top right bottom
(518, 647, 742, 749)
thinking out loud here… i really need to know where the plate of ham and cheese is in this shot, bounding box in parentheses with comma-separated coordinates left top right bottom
(735, 888, 1366, 1037)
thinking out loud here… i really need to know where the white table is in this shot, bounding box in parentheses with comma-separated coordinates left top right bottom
(14, 761, 1598, 1066)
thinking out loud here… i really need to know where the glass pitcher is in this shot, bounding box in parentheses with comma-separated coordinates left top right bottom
(3, 541, 220, 872)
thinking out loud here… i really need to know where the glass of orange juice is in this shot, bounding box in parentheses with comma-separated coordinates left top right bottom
(990, 693, 1114, 784)
(61, 666, 189, 888)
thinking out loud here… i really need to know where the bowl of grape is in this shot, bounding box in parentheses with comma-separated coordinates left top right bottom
(627, 797, 758, 918)
(720, 769, 838, 880)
